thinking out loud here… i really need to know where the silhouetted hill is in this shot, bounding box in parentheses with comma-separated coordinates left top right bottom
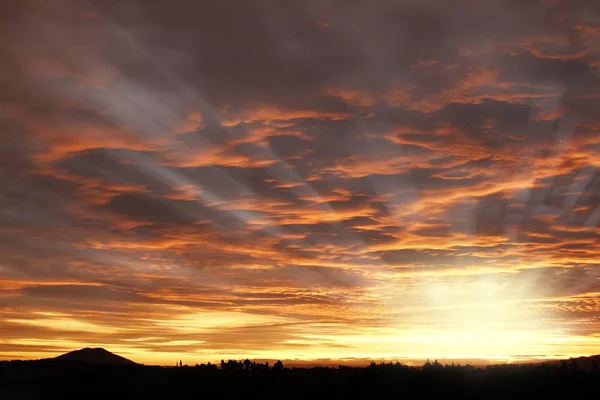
(51, 347, 136, 365)
(543, 354, 600, 371)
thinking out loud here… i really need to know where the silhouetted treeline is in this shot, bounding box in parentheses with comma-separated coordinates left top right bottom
(215, 359, 284, 371)
(1, 358, 599, 399)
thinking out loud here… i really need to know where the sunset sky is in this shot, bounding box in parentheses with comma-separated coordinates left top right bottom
(1, 0, 600, 366)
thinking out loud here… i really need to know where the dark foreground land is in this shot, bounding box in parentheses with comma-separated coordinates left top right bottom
(1, 359, 599, 399)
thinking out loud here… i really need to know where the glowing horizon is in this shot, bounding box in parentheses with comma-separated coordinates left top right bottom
(1, 0, 600, 366)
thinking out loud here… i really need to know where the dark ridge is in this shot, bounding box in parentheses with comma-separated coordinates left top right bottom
(2, 356, 600, 399)
(543, 354, 600, 371)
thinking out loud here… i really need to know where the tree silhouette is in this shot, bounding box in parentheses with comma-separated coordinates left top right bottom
(570, 358, 579, 372)
(273, 360, 284, 370)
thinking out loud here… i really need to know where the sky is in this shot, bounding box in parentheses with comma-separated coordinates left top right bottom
(1, 0, 600, 366)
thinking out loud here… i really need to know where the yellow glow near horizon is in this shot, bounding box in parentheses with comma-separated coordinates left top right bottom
(2, 268, 595, 366)
(4, 330, 600, 366)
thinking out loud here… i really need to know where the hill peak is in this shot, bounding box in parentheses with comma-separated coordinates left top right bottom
(53, 347, 136, 365)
